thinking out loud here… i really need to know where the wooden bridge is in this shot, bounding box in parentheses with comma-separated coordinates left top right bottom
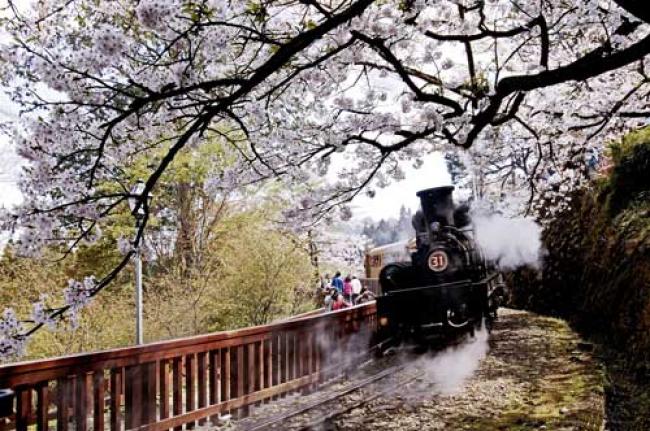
(0, 302, 377, 431)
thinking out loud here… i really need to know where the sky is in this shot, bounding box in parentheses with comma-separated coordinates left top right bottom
(350, 153, 451, 220)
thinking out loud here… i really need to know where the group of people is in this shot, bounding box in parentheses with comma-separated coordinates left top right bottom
(320, 272, 375, 311)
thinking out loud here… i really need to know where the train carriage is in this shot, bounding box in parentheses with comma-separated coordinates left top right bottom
(364, 238, 416, 280)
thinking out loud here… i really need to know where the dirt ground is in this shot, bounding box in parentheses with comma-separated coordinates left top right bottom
(332, 309, 605, 431)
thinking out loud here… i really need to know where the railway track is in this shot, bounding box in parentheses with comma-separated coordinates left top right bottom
(235, 353, 424, 431)
(230, 332, 480, 431)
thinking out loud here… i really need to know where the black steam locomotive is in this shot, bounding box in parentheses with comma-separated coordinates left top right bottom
(375, 186, 505, 349)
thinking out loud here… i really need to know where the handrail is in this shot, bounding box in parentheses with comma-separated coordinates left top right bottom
(0, 302, 377, 430)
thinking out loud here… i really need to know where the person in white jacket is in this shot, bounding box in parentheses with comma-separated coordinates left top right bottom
(351, 276, 362, 305)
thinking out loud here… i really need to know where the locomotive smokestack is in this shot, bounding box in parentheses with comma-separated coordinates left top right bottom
(416, 186, 455, 227)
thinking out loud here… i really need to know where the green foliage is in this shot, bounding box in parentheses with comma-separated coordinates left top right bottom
(608, 126, 650, 165)
(606, 130, 650, 214)
(206, 222, 313, 329)
(143, 207, 314, 340)
(0, 248, 135, 360)
(0, 140, 316, 360)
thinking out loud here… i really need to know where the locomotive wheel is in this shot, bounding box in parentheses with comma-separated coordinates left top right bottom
(485, 318, 494, 333)
(370, 330, 399, 358)
(369, 331, 385, 357)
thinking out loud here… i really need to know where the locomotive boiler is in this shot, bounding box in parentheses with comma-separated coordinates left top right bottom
(374, 186, 505, 348)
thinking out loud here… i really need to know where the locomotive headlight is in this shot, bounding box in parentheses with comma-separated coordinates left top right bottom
(379, 317, 389, 327)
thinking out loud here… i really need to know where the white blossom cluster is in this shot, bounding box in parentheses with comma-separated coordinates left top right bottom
(59, 276, 96, 329)
(31, 294, 57, 330)
(0, 0, 648, 357)
(0, 309, 26, 358)
(313, 228, 371, 274)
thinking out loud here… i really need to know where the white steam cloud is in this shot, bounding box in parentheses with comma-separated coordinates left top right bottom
(472, 212, 543, 270)
(409, 326, 489, 398)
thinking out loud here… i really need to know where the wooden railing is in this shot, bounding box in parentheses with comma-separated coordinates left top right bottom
(0, 303, 376, 431)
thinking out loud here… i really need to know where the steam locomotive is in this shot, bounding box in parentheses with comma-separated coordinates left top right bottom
(374, 186, 506, 349)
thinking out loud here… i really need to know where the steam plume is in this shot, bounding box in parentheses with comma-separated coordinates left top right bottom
(471, 211, 543, 270)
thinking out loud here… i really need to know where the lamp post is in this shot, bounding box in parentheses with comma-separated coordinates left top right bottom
(128, 180, 146, 345)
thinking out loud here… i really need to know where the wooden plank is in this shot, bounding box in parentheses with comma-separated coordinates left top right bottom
(93, 372, 105, 431)
(287, 332, 294, 384)
(85, 371, 93, 418)
(142, 362, 156, 425)
(197, 352, 207, 426)
(135, 373, 319, 431)
(221, 348, 230, 417)
(246, 343, 255, 411)
(56, 378, 70, 431)
(124, 365, 142, 429)
(75, 373, 89, 431)
(327, 330, 336, 380)
(185, 354, 196, 429)
(297, 332, 304, 378)
(110, 368, 122, 431)
(281, 332, 288, 386)
(258, 341, 264, 393)
(283, 332, 290, 391)
(308, 330, 314, 374)
(272, 335, 280, 400)
(159, 359, 170, 422)
(306, 333, 314, 393)
(172, 357, 182, 431)
(293, 333, 299, 382)
(15, 387, 31, 431)
(36, 383, 48, 431)
(263, 339, 271, 403)
(248, 343, 256, 393)
(314, 333, 325, 383)
(208, 350, 220, 423)
(236, 346, 244, 418)
(266, 339, 273, 391)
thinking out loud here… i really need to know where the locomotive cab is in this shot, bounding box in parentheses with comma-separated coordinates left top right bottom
(375, 186, 505, 348)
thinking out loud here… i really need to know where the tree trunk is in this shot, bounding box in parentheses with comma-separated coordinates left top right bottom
(175, 182, 196, 278)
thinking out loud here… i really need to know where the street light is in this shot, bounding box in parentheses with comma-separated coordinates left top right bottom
(128, 180, 146, 345)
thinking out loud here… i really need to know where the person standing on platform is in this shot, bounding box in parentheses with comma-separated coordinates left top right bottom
(331, 271, 344, 293)
(357, 286, 375, 304)
(351, 276, 362, 305)
(343, 276, 353, 303)
(324, 287, 335, 311)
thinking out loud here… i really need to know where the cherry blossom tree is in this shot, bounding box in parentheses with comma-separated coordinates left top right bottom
(1, 0, 649, 357)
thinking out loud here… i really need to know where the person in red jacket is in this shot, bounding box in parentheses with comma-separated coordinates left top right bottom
(342, 276, 353, 303)
(331, 292, 349, 311)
